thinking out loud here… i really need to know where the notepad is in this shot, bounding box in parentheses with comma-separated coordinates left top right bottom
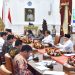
(64, 53, 75, 56)
(43, 71, 65, 75)
(35, 61, 48, 66)
(64, 63, 72, 68)
(28, 56, 33, 61)
(35, 66, 49, 70)
(35, 60, 56, 66)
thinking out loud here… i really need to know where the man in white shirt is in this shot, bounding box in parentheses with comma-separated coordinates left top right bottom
(0, 32, 7, 65)
(0, 32, 7, 53)
(42, 30, 54, 46)
(58, 34, 74, 53)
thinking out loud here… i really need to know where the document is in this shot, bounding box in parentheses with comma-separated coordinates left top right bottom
(43, 71, 65, 75)
(35, 66, 49, 70)
(35, 60, 56, 66)
(64, 53, 75, 56)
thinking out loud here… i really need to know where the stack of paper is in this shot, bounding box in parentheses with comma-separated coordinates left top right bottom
(64, 53, 75, 56)
(35, 66, 49, 70)
(35, 60, 56, 66)
(28, 56, 33, 61)
(64, 63, 72, 68)
(35, 61, 47, 66)
(43, 71, 65, 75)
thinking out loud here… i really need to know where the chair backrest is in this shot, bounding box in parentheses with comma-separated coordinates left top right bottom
(73, 43, 75, 51)
(0, 64, 12, 75)
(54, 35, 60, 45)
(5, 53, 14, 74)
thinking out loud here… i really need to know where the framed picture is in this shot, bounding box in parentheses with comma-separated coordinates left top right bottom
(25, 8, 35, 21)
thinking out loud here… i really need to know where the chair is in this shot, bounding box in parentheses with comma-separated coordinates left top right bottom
(54, 35, 60, 45)
(0, 64, 12, 75)
(73, 43, 75, 51)
(5, 53, 14, 74)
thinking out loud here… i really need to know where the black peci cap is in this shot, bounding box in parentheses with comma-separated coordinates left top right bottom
(21, 45, 32, 52)
(7, 34, 14, 40)
(64, 34, 71, 38)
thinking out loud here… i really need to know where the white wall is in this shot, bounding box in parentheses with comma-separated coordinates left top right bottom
(9, 0, 60, 25)
(1, 0, 61, 35)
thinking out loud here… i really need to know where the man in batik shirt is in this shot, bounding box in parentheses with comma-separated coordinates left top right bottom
(13, 45, 33, 75)
(9, 39, 22, 58)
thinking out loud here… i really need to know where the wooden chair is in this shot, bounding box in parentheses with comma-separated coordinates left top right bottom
(54, 35, 60, 45)
(73, 44, 75, 51)
(0, 64, 12, 75)
(5, 53, 14, 75)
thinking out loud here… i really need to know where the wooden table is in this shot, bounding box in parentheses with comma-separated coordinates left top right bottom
(28, 59, 65, 75)
(28, 53, 75, 75)
(37, 48, 75, 71)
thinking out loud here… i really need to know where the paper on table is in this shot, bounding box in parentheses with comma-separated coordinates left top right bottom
(35, 66, 49, 70)
(42, 60, 56, 65)
(64, 53, 75, 56)
(44, 53, 49, 57)
(43, 71, 65, 75)
(35, 61, 48, 66)
(35, 60, 56, 66)
(55, 43, 63, 49)
(64, 63, 72, 68)
(32, 47, 36, 50)
(28, 56, 33, 61)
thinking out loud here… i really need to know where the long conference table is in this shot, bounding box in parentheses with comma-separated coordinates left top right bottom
(28, 48, 75, 75)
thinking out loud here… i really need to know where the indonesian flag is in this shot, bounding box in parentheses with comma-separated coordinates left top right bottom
(2, 7, 3, 20)
(8, 8, 11, 23)
(2, 0, 5, 22)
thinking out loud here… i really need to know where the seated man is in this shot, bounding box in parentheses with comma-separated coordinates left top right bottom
(35, 30, 44, 41)
(5, 29, 12, 35)
(58, 34, 74, 53)
(2, 34, 14, 54)
(13, 45, 33, 75)
(0, 32, 7, 65)
(42, 30, 54, 46)
(9, 39, 22, 58)
(27, 30, 35, 39)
